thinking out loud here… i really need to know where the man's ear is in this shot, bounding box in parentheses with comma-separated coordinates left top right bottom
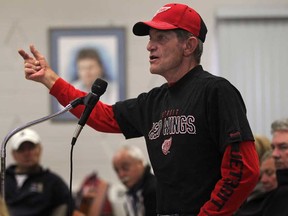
(183, 36, 198, 57)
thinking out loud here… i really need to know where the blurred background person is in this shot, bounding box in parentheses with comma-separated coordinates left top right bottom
(260, 150, 277, 192)
(234, 150, 277, 215)
(265, 118, 288, 215)
(5, 128, 72, 216)
(246, 134, 272, 201)
(112, 145, 156, 216)
(73, 172, 114, 216)
(235, 118, 288, 216)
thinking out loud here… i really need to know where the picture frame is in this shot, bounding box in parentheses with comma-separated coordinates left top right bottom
(49, 27, 126, 121)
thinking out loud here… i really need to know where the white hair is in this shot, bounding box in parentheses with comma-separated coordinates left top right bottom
(120, 145, 147, 166)
(271, 118, 288, 134)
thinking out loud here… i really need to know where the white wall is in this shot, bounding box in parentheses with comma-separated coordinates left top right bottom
(1, 0, 288, 208)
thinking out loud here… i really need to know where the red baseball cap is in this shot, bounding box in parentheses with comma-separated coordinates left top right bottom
(133, 3, 208, 43)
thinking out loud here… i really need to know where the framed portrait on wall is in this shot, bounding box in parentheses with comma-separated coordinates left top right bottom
(49, 27, 126, 121)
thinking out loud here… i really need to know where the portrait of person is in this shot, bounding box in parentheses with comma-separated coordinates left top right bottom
(49, 28, 126, 120)
(72, 48, 106, 92)
(69, 46, 118, 105)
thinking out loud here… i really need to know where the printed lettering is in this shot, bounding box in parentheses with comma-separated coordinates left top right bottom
(211, 143, 243, 211)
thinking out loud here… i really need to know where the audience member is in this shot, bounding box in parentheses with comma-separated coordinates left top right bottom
(73, 172, 114, 216)
(259, 150, 277, 192)
(234, 150, 277, 215)
(245, 135, 271, 201)
(5, 128, 72, 216)
(265, 118, 288, 215)
(235, 118, 288, 216)
(112, 145, 156, 216)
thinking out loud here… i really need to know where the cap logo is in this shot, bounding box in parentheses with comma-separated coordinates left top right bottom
(154, 6, 171, 17)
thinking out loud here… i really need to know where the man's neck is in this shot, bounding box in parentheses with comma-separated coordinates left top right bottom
(165, 62, 199, 85)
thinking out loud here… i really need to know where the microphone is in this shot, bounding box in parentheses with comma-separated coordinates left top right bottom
(72, 78, 108, 144)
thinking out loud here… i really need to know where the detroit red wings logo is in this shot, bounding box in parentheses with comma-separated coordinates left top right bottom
(162, 137, 172, 155)
(154, 6, 171, 17)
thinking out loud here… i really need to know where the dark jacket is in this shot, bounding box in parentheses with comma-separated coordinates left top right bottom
(125, 165, 157, 216)
(5, 165, 71, 216)
(235, 169, 288, 216)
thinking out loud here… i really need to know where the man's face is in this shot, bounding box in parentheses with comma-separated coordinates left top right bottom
(146, 29, 188, 77)
(271, 130, 288, 169)
(12, 142, 41, 171)
(77, 58, 103, 90)
(260, 157, 277, 192)
(113, 151, 144, 189)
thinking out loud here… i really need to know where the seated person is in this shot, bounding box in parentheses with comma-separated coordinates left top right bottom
(259, 150, 278, 192)
(5, 128, 72, 216)
(235, 118, 288, 216)
(74, 172, 114, 216)
(246, 134, 272, 201)
(234, 150, 277, 215)
(112, 145, 157, 216)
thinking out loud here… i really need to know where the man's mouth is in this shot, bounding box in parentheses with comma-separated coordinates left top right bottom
(150, 55, 158, 62)
(149, 55, 158, 63)
(275, 161, 284, 169)
(121, 176, 130, 184)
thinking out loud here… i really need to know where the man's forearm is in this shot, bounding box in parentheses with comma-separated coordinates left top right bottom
(199, 141, 260, 215)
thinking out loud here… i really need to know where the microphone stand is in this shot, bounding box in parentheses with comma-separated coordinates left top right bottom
(0, 97, 84, 199)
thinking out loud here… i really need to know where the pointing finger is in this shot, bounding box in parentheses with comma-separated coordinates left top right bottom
(18, 49, 32, 60)
(30, 44, 44, 60)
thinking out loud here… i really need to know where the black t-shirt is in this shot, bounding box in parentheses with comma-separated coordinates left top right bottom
(113, 65, 254, 214)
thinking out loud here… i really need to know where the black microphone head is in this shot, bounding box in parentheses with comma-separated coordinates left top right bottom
(91, 78, 108, 96)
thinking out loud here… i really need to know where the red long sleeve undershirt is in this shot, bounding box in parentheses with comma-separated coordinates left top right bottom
(50, 78, 260, 215)
(50, 78, 121, 133)
(198, 141, 260, 215)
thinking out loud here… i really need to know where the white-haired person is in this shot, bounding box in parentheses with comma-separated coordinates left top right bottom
(5, 128, 72, 216)
(267, 118, 288, 215)
(235, 118, 288, 216)
(112, 145, 156, 216)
